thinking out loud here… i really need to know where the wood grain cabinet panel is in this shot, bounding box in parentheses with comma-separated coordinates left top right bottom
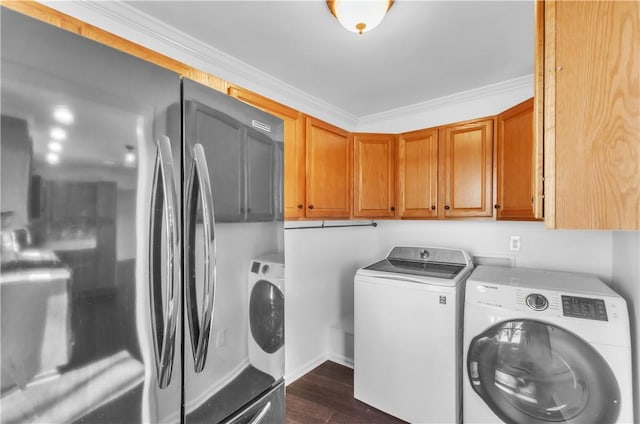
(496, 98, 539, 221)
(440, 118, 494, 218)
(228, 86, 305, 219)
(305, 117, 352, 218)
(397, 128, 439, 218)
(353, 133, 396, 218)
(542, 0, 640, 229)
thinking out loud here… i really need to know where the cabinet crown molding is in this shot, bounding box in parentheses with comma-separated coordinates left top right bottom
(40, 1, 532, 134)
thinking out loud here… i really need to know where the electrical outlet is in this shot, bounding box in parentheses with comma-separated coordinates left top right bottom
(215, 329, 227, 347)
(510, 236, 521, 252)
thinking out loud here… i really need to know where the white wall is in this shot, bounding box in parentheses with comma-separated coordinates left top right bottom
(612, 231, 640, 421)
(284, 222, 382, 381)
(284, 219, 614, 381)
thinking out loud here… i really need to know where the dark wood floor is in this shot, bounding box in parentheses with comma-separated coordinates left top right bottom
(286, 361, 407, 424)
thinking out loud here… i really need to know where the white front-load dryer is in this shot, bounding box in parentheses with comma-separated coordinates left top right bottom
(463, 265, 634, 424)
(248, 253, 284, 380)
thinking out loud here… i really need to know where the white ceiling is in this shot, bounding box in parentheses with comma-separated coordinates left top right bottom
(121, 0, 535, 118)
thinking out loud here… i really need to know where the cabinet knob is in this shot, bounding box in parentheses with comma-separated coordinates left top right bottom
(494, 204, 501, 209)
(390, 206, 395, 212)
(444, 205, 450, 210)
(297, 204, 303, 209)
(431, 205, 436, 211)
(308, 205, 314, 210)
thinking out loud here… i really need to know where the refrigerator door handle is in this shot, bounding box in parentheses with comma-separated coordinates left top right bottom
(185, 143, 217, 372)
(149, 135, 181, 388)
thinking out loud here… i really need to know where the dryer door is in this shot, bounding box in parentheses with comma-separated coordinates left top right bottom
(467, 320, 620, 424)
(249, 280, 284, 354)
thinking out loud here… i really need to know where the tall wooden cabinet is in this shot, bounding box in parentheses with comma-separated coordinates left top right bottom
(440, 118, 494, 218)
(496, 98, 539, 221)
(397, 128, 439, 218)
(228, 86, 306, 220)
(540, 0, 640, 229)
(353, 133, 396, 218)
(305, 117, 352, 219)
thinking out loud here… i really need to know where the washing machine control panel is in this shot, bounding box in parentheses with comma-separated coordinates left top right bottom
(525, 293, 549, 311)
(561, 295, 608, 321)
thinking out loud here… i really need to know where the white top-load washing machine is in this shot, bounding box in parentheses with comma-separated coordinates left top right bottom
(463, 266, 634, 424)
(248, 253, 284, 380)
(354, 246, 474, 423)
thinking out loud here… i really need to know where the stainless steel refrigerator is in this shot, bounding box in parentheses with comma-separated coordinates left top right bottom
(0, 7, 285, 424)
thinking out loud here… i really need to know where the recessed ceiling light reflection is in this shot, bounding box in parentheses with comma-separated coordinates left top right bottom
(49, 127, 67, 141)
(53, 106, 74, 125)
(48, 141, 63, 152)
(46, 151, 60, 165)
(125, 145, 136, 166)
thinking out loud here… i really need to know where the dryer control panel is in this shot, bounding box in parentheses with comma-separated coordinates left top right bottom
(561, 295, 608, 321)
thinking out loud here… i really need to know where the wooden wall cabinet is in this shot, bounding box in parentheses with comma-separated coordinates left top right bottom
(228, 86, 306, 219)
(353, 133, 396, 218)
(397, 128, 439, 219)
(440, 118, 494, 218)
(540, 0, 640, 229)
(305, 117, 352, 219)
(496, 98, 539, 221)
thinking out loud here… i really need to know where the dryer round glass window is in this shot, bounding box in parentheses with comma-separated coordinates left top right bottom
(467, 320, 620, 424)
(250, 280, 284, 354)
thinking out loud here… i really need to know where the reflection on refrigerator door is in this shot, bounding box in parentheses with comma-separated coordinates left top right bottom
(1, 7, 285, 424)
(182, 79, 285, 424)
(1, 8, 181, 423)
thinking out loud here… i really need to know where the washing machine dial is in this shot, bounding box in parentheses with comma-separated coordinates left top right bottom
(526, 293, 549, 311)
(261, 264, 270, 275)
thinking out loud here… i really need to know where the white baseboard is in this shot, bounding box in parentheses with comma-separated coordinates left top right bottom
(284, 354, 328, 386)
(284, 351, 355, 387)
(327, 353, 354, 369)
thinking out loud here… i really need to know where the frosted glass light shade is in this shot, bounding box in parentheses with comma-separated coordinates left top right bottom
(327, 0, 393, 35)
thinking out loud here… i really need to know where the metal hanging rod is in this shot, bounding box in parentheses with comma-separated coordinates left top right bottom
(284, 220, 378, 231)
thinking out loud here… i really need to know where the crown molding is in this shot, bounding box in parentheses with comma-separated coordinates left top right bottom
(38, 1, 531, 132)
(357, 74, 534, 131)
(39, 0, 359, 130)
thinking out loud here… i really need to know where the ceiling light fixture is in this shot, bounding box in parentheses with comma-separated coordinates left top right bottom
(48, 141, 63, 153)
(46, 151, 60, 165)
(53, 105, 74, 125)
(49, 127, 67, 141)
(124, 145, 136, 166)
(327, 0, 394, 35)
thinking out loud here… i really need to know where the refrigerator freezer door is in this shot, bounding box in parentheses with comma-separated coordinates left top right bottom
(182, 79, 285, 423)
(221, 381, 285, 424)
(1, 8, 181, 423)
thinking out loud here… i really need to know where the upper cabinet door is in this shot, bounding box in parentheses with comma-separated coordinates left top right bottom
(496, 98, 539, 221)
(543, 1, 640, 229)
(397, 128, 439, 219)
(228, 86, 305, 220)
(246, 126, 276, 221)
(305, 117, 352, 219)
(440, 118, 494, 218)
(353, 133, 396, 218)
(187, 101, 245, 222)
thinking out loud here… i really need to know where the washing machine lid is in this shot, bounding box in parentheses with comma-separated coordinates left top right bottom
(467, 319, 621, 424)
(358, 246, 473, 286)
